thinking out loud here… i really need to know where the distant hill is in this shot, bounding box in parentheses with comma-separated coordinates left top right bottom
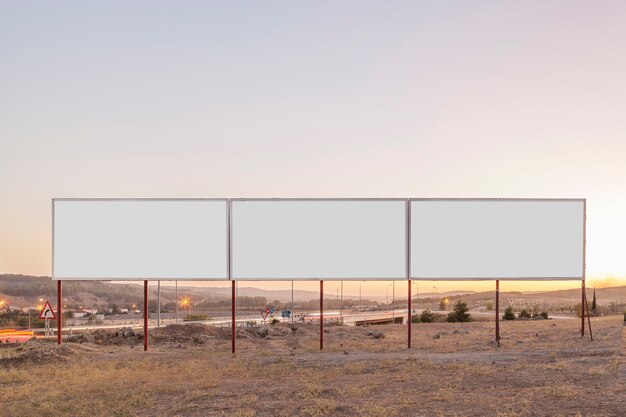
(2, 274, 624, 308)
(0, 274, 349, 307)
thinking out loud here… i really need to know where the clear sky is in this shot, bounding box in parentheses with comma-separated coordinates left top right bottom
(1, 1, 625, 295)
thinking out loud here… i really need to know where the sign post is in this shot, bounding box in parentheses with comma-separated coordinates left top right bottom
(39, 300, 56, 337)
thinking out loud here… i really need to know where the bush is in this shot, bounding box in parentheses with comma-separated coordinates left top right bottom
(420, 309, 436, 323)
(411, 314, 420, 323)
(540, 311, 549, 319)
(447, 300, 471, 323)
(503, 306, 515, 320)
(270, 318, 280, 325)
(183, 314, 209, 321)
(518, 309, 531, 319)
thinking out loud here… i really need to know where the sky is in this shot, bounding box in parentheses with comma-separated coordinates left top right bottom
(1, 1, 625, 295)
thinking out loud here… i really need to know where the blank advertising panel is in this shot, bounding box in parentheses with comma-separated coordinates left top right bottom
(232, 200, 406, 280)
(410, 200, 584, 280)
(53, 199, 228, 280)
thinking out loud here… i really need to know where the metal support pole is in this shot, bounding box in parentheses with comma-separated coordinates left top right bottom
(406, 199, 411, 348)
(291, 280, 294, 324)
(143, 280, 148, 351)
(232, 280, 236, 353)
(496, 280, 500, 347)
(175, 281, 178, 323)
(584, 289, 593, 341)
(57, 280, 62, 345)
(581, 279, 585, 337)
(408, 279, 412, 349)
(320, 280, 324, 350)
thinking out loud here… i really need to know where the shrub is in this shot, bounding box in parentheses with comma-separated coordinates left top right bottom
(518, 309, 531, 319)
(447, 300, 471, 323)
(411, 314, 420, 323)
(183, 314, 209, 321)
(503, 306, 515, 320)
(420, 309, 436, 323)
(540, 311, 549, 319)
(270, 318, 280, 325)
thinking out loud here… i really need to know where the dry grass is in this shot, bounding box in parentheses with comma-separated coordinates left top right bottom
(1, 316, 624, 417)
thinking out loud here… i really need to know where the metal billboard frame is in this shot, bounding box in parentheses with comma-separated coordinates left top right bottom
(229, 198, 408, 281)
(51, 198, 230, 281)
(407, 198, 586, 281)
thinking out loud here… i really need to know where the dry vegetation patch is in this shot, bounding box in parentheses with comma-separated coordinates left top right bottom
(0, 316, 624, 417)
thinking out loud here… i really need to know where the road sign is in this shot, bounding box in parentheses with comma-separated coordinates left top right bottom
(281, 310, 291, 318)
(39, 301, 56, 319)
(261, 311, 269, 320)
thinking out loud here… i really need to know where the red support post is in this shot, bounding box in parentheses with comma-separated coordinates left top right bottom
(144, 280, 148, 351)
(408, 279, 412, 349)
(232, 280, 236, 354)
(57, 280, 62, 345)
(581, 279, 585, 337)
(495, 280, 500, 347)
(320, 280, 324, 350)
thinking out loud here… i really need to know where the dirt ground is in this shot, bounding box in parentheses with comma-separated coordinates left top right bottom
(1, 316, 625, 417)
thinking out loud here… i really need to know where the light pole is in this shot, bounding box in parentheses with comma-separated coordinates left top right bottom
(340, 281, 343, 318)
(359, 281, 365, 307)
(392, 281, 395, 322)
(182, 298, 191, 320)
(175, 281, 178, 323)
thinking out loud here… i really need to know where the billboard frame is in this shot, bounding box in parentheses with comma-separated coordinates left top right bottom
(407, 198, 586, 281)
(51, 198, 231, 281)
(229, 198, 408, 281)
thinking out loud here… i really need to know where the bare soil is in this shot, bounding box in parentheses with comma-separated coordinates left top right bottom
(1, 316, 624, 417)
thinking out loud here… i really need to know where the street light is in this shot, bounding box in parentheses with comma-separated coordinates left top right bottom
(359, 281, 365, 307)
(182, 298, 191, 319)
(392, 281, 395, 321)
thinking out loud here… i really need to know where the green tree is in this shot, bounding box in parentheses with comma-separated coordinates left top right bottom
(419, 309, 436, 323)
(503, 306, 515, 320)
(447, 300, 471, 323)
(518, 309, 531, 319)
(592, 288, 597, 311)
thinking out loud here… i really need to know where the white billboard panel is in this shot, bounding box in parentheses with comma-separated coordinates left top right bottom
(53, 199, 228, 280)
(231, 200, 406, 280)
(410, 199, 584, 280)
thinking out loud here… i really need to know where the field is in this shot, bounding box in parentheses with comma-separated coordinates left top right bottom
(1, 316, 625, 417)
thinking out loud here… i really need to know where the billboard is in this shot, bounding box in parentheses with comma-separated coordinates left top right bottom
(52, 199, 228, 280)
(52, 198, 585, 282)
(409, 199, 585, 280)
(231, 199, 406, 280)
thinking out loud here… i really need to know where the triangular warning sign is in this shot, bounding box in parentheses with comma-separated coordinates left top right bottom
(39, 301, 56, 319)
